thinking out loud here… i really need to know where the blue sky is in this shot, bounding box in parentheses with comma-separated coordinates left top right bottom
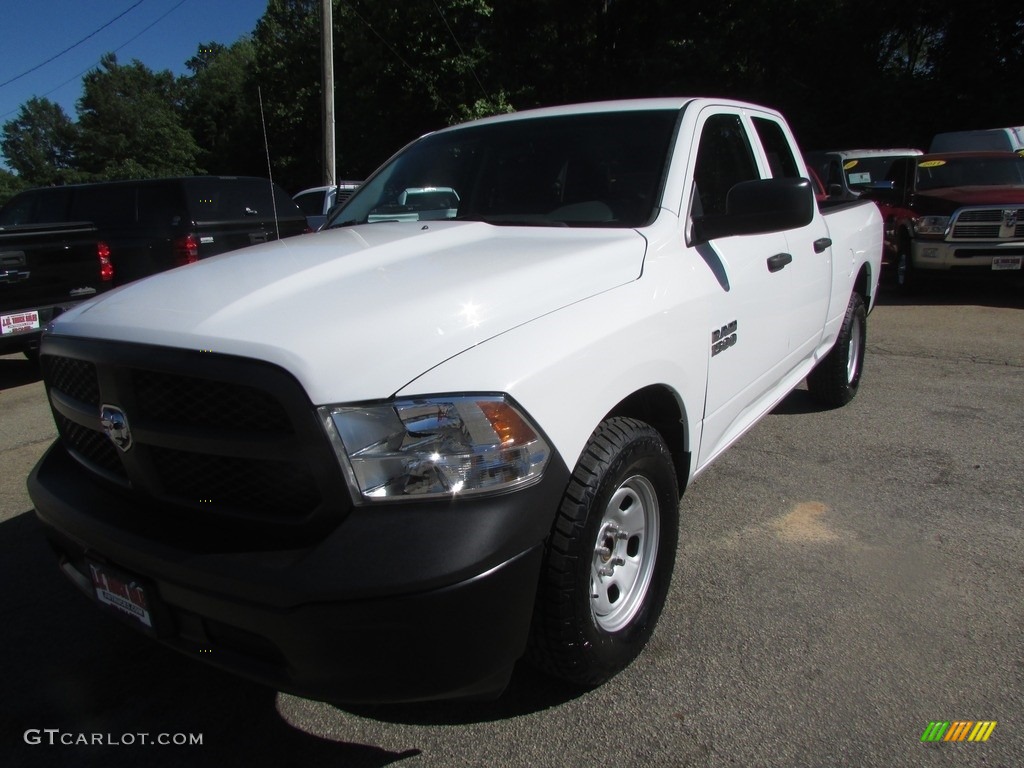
(0, 0, 269, 123)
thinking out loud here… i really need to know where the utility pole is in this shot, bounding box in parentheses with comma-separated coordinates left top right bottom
(321, 0, 336, 187)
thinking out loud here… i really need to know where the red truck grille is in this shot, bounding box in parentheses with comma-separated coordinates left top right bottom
(950, 207, 1024, 240)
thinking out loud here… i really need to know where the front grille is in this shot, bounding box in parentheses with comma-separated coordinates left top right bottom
(133, 369, 290, 432)
(150, 446, 321, 519)
(950, 207, 1024, 240)
(43, 355, 100, 406)
(40, 338, 350, 533)
(55, 412, 127, 478)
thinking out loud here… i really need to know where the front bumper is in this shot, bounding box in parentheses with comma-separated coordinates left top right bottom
(911, 239, 1024, 275)
(29, 441, 569, 703)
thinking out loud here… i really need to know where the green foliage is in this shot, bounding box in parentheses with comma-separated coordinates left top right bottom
(181, 39, 264, 176)
(249, 0, 323, 191)
(1, 2, 1023, 190)
(0, 97, 81, 185)
(76, 53, 202, 180)
(0, 168, 27, 207)
(454, 91, 515, 124)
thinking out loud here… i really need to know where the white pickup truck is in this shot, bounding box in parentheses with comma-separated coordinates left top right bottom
(28, 98, 882, 704)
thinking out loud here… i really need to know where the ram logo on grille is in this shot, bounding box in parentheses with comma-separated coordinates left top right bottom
(100, 404, 133, 452)
(1004, 209, 1018, 229)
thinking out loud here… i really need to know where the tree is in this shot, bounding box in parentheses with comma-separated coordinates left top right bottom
(0, 168, 26, 206)
(0, 97, 80, 185)
(76, 53, 202, 180)
(249, 0, 323, 191)
(245, 0, 500, 190)
(182, 39, 265, 176)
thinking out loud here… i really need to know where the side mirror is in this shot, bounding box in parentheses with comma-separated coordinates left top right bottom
(693, 178, 814, 242)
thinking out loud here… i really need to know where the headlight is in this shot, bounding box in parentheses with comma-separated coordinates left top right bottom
(912, 215, 950, 237)
(320, 395, 550, 502)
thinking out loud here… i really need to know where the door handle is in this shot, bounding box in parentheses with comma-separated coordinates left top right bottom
(813, 237, 832, 253)
(766, 252, 793, 273)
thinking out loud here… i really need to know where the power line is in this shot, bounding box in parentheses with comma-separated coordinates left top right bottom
(1, 0, 191, 120)
(0, 0, 148, 90)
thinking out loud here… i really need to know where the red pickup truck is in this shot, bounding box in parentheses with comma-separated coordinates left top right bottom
(863, 151, 1024, 290)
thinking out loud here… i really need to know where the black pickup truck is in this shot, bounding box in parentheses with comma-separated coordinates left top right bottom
(0, 220, 112, 359)
(1, 176, 308, 358)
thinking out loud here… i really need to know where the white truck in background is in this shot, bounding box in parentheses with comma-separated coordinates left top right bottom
(29, 98, 882, 703)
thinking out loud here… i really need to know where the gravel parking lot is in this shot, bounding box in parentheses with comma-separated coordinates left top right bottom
(1, 281, 1021, 767)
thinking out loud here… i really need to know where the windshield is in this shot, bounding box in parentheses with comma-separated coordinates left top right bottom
(843, 156, 908, 190)
(916, 155, 1024, 191)
(326, 110, 679, 229)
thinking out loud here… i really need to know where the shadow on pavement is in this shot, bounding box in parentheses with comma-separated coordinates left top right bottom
(0, 511, 418, 768)
(874, 274, 1024, 309)
(342, 663, 584, 727)
(0, 509, 585, 765)
(0, 355, 42, 392)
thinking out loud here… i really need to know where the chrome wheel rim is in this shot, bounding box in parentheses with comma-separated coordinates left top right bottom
(847, 312, 863, 384)
(591, 474, 660, 633)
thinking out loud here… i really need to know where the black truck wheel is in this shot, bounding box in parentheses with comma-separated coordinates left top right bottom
(807, 292, 867, 407)
(528, 417, 679, 687)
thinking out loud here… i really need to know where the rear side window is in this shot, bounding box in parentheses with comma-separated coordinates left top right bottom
(182, 179, 302, 221)
(70, 185, 137, 227)
(138, 183, 185, 228)
(0, 189, 71, 226)
(0, 192, 37, 226)
(753, 117, 800, 178)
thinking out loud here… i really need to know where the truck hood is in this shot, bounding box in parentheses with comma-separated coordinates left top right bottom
(51, 221, 647, 403)
(914, 186, 1024, 213)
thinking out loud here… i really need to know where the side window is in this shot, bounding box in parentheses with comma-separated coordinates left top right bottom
(693, 114, 759, 218)
(0, 192, 37, 226)
(827, 160, 843, 187)
(34, 189, 72, 224)
(887, 158, 912, 190)
(752, 117, 800, 179)
(138, 183, 183, 228)
(70, 186, 137, 227)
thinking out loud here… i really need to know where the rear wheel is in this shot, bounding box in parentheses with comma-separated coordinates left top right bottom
(528, 417, 679, 687)
(807, 292, 866, 407)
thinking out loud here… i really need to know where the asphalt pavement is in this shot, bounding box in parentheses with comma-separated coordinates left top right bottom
(1, 280, 1021, 767)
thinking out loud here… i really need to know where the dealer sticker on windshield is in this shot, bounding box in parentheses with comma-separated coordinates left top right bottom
(0, 309, 39, 335)
(992, 257, 1022, 271)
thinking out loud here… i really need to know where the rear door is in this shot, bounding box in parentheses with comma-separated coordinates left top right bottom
(750, 114, 831, 361)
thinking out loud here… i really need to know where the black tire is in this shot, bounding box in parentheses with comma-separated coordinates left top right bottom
(807, 292, 867, 407)
(528, 417, 679, 687)
(894, 239, 915, 292)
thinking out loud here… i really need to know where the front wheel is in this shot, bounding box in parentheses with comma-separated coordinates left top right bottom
(894, 241, 915, 292)
(528, 417, 679, 687)
(807, 292, 867, 407)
